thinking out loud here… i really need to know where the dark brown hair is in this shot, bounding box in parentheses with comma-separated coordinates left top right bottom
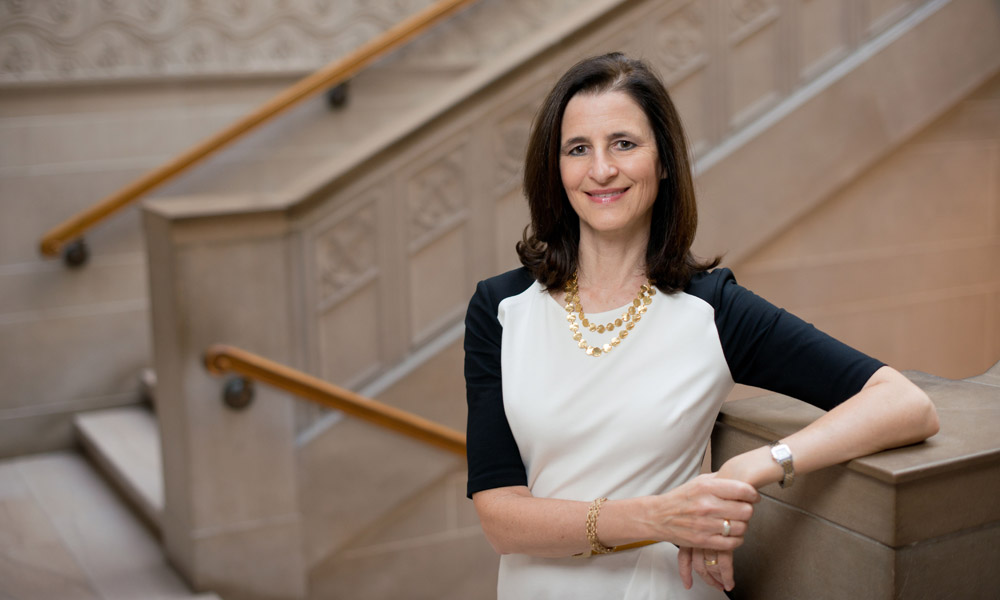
(517, 52, 718, 292)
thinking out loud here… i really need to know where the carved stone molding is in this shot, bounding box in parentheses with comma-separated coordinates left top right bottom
(653, 1, 708, 80)
(392, 0, 587, 68)
(0, 0, 438, 85)
(407, 146, 467, 248)
(492, 99, 540, 196)
(730, 0, 777, 28)
(315, 202, 377, 307)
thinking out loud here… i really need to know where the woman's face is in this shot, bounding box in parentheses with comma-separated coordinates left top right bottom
(559, 90, 661, 243)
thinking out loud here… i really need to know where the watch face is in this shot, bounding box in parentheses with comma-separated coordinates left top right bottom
(772, 445, 792, 462)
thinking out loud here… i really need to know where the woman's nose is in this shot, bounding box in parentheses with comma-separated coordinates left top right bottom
(589, 152, 618, 181)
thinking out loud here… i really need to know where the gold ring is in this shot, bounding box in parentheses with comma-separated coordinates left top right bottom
(704, 558, 718, 566)
(722, 519, 732, 537)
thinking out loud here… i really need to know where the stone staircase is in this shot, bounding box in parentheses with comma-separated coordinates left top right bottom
(0, 449, 217, 600)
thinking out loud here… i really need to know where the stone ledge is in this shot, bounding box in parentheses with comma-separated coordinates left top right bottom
(713, 360, 1000, 547)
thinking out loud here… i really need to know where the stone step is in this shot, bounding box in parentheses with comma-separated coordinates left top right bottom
(74, 405, 164, 532)
(0, 451, 217, 599)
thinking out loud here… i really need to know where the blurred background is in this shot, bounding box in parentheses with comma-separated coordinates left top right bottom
(1, 0, 998, 598)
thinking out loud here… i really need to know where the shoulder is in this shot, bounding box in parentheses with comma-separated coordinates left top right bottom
(682, 267, 737, 308)
(480, 266, 536, 299)
(470, 266, 537, 312)
(465, 267, 536, 339)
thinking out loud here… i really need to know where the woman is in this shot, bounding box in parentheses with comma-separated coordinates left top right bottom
(464, 53, 938, 598)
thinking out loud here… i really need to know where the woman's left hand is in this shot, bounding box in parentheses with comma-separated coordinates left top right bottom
(678, 546, 734, 592)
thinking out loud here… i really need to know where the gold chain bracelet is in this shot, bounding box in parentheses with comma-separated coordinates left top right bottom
(585, 497, 615, 555)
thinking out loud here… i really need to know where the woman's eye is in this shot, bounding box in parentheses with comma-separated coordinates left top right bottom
(614, 140, 636, 150)
(568, 145, 587, 156)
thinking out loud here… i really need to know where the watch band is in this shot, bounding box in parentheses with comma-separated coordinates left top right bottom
(768, 441, 795, 488)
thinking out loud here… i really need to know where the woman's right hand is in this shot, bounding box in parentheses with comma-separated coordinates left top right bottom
(642, 473, 758, 549)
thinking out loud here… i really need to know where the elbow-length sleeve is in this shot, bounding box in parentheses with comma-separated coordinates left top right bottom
(465, 275, 529, 498)
(688, 269, 885, 411)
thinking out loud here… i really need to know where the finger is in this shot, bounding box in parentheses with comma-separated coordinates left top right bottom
(690, 517, 750, 550)
(677, 547, 693, 590)
(723, 519, 748, 538)
(718, 550, 736, 591)
(695, 549, 725, 592)
(700, 475, 761, 503)
(691, 549, 708, 584)
(711, 499, 755, 523)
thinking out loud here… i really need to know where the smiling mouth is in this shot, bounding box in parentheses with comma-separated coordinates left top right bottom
(586, 188, 629, 204)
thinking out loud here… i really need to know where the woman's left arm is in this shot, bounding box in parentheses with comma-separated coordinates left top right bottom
(682, 365, 939, 592)
(718, 364, 938, 488)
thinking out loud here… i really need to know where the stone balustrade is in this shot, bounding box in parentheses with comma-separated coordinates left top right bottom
(712, 361, 1000, 599)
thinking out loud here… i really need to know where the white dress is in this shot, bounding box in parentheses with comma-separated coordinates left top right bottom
(464, 268, 882, 599)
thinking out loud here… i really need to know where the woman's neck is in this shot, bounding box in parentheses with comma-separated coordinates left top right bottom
(570, 229, 650, 312)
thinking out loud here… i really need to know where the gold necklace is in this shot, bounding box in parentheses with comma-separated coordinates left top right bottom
(564, 272, 655, 357)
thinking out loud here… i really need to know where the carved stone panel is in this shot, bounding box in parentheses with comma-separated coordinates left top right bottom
(0, 0, 439, 84)
(729, 0, 779, 34)
(864, 0, 914, 38)
(317, 281, 381, 388)
(797, 0, 849, 81)
(393, 0, 589, 68)
(406, 144, 468, 250)
(727, 0, 782, 129)
(409, 226, 468, 345)
(314, 201, 377, 310)
(492, 100, 541, 197)
(652, 0, 709, 86)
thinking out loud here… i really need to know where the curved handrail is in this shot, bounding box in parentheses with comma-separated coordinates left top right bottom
(203, 344, 466, 456)
(38, 0, 478, 259)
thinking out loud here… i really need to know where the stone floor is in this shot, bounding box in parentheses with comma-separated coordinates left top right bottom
(0, 451, 217, 600)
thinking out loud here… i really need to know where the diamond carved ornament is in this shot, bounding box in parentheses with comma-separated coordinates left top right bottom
(407, 148, 466, 246)
(315, 203, 377, 304)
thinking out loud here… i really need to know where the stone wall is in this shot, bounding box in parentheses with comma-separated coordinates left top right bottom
(0, 0, 443, 458)
(0, 0, 439, 84)
(731, 71, 1000, 383)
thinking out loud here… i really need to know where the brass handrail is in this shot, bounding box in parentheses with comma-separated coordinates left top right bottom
(203, 344, 466, 457)
(38, 0, 478, 259)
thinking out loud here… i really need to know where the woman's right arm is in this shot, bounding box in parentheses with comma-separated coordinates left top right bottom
(472, 477, 759, 558)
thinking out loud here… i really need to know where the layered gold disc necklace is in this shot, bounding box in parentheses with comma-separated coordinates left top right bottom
(564, 271, 656, 357)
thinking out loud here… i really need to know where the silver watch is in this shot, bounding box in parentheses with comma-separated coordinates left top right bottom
(768, 441, 795, 488)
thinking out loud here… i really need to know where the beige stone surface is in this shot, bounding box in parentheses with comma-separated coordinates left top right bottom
(728, 17, 782, 129)
(298, 417, 462, 567)
(0, 254, 146, 315)
(895, 520, 1000, 600)
(317, 282, 382, 388)
(0, 174, 146, 264)
(190, 517, 306, 600)
(0, 460, 99, 600)
(735, 69, 1000, 379)
(0, 452, 217, 600)
(308, 468, 497, 600)
(409, 226, 470, 345)
(729, 494, 894, 600)
(309, 530, 498, 600)
(75, 405, 164, 528)
(374, 336, 466, 432)
(145, 210, 307, 596)
(798, 0, 850, 81)
(0, 302, 148, 411)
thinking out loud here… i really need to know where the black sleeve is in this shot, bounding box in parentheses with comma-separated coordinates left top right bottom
(688, 269, 885, 411)
(464, 277, 528, 498)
